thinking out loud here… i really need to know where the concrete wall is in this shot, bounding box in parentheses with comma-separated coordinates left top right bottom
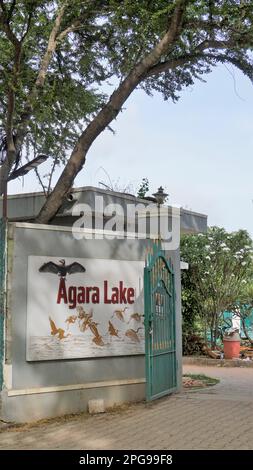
(0, 222, 182, 423)
(0, 186, 207, 234)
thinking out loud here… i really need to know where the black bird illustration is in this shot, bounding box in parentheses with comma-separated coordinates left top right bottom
(39, 259, 86, 277)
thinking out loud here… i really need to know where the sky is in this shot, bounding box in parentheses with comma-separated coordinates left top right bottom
(8, 64, 253, 236)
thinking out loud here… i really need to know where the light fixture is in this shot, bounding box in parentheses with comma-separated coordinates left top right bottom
(2, 154, 49, 221)
(152, 186, 168, 205)
(7, 154, 48, 181)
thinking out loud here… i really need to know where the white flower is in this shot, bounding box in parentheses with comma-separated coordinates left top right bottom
(220, 242, 227, 247)
(210, 251, 216, 255)
(241, 261, 247, 266)
(205, 245, 210, 249)
(222, 247, 230, 252)
(242, 280, 247, 284)
(205, 256, 211, 260)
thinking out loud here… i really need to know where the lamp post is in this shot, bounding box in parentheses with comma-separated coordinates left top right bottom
(2, 179, 7, 222)
(152, 186, 168, 240)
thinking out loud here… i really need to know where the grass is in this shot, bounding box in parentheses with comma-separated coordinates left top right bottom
(183, 373, 220, 387)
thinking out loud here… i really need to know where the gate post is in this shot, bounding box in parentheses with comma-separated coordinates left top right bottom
(0, 219, 6, 391)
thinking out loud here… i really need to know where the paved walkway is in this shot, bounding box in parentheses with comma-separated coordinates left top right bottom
(0, 365, 253, 450)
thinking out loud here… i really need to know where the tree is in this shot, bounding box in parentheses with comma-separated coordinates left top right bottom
(137, 178, 150, 199)
(1, 1, 253, 221)
(181, 227, 253, 348)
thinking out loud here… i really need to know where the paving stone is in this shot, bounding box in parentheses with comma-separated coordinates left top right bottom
(0, 365, 253, 449)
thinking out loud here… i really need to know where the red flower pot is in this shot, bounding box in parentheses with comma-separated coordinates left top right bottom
(223, 333, 241, 359)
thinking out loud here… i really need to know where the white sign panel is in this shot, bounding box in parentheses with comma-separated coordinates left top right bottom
(27, 256, 145, 361)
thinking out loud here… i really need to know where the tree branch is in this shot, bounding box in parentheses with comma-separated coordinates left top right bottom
(7, 0, 16, 21)
(56, 19, 82, 42)
(145, 53, 201, 78)
(21, 8, 34, 42)
(14, 2, 68, 153)
(144, 38, 240, 78)
(34, 165, 48, 198)
(35, 3, 67, 89)
(47, 158, 59, 196)
(0, 0, 20, 47)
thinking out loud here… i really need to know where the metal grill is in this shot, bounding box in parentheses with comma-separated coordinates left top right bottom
(145, 243, 177, 401)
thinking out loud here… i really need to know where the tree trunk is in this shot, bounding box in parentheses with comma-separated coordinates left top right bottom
(213, 313, 219, 348)
(0, 144, 18, 195)
(210, 317, 214, 348)
(204, 318, 207, 344)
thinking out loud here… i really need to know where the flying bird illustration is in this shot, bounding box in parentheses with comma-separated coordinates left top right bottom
(88, 321, 100, 338)
(65, 315, 77, 329)
(49, 316, 69, 340)
(79, 318, 90, 333)
(125, 327, 143, 343)
(92, 335, 105, 347)
(111, 307, 128, 322)
(76, 306, 87, 320)
(77, 307, 93, 330)
(108, 320, 120, 338)
(127, 313, 144, 324)
(39, 259, 86, 277)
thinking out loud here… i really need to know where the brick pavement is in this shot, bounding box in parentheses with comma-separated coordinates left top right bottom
(0, 365, 253, 450)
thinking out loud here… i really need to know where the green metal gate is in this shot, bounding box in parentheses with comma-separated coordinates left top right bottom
(144, 244, 177, 401)
(0, 219, 6, 391)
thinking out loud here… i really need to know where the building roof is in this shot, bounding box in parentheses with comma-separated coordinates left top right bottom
(0, 185, 207, 234)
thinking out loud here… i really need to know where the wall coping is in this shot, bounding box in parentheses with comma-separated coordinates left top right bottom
(183, 356, 253, 368)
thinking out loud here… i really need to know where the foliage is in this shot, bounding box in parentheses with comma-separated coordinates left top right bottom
(183, 374, 220, 387)
(181, 227, 253, 348)
(137, 178, 150, 199)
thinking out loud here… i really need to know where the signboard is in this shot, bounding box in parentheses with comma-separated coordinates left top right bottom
(26, 256, 145, 361)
